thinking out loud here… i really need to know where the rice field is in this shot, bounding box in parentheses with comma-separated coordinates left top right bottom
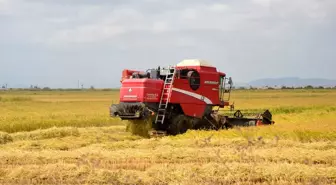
(0, 89, 335, 184)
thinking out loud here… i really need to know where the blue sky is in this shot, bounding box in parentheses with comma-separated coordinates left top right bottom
(0, 0, 335, 88)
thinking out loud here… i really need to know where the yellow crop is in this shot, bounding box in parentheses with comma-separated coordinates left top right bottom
(0, 89, 335, 184)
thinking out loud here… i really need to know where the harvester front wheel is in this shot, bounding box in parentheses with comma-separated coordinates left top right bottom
(167, 114, 192, 135)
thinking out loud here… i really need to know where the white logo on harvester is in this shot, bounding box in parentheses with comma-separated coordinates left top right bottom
(204, 81, 219, 85)
(128, 88, 132, 92)
(172, 88, 213, 104)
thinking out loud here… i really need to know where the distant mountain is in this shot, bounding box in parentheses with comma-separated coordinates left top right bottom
(248, 77, 336, 87)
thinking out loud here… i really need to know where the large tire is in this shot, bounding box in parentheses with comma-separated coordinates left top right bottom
(167, 115, 193, 135)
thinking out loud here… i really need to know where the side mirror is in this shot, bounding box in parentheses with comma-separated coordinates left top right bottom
(228, 77, 233, 86)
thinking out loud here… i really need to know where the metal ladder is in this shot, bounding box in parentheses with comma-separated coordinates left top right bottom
(155, 66, 176, 124)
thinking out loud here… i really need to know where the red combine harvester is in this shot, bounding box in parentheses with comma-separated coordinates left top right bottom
(110, 59, 274, 136)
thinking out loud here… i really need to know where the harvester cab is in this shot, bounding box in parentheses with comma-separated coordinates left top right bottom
(110, 59, 274, 136)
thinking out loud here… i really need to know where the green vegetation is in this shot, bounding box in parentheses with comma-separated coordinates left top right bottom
(0, 89, 335, 184)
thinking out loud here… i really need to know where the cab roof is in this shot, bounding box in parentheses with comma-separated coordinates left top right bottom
(176, 59, 213, 67)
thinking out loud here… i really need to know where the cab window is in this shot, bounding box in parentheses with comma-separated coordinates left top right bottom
(188, 71, 200, 90)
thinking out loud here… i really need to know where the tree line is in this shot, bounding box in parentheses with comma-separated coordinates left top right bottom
(236, 85, 336, 90)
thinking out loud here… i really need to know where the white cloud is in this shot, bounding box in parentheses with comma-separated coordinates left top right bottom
(45, 7, 149, 45)
(49, 24, 125, 44)
(1, 0, 336, 87)
(251, 0, 271, 7)
(152, 21, 169, 33)
(181, 8, 197, 20)
(208, 3, 230, 12)
(0, 0, 14, 15)
(4, 0, 335, 46)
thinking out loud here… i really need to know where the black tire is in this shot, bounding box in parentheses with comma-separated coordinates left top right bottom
(167, 115, 192, 135)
